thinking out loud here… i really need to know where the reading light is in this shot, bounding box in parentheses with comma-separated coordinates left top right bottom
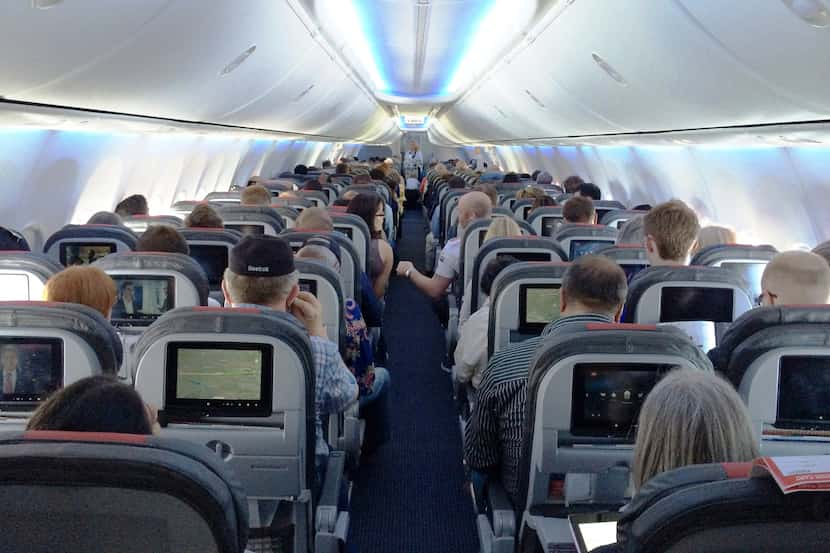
(781, 0, 830, 27)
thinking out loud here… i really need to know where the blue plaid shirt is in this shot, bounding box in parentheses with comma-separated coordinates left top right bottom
(232, 304, 358, 455)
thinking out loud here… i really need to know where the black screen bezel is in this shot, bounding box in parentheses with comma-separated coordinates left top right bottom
(188, 245, 229, 287)
(164, 342, 273, 418)
(225, 223, 266, 236)
(496, 251, 551, 264)
(59, 242, 116, 266)
(569, 239, 614, 260)
(541, 217, 562, 237)
(776, 355, 830, 430)
(110, 275, 176, 327)
(518, 283, 561, 332)
(659, 286, 734, 323)
(299, 279, 318, 297)
(0, 337, 63, 407)
(334, 226, 354, 240)
(570, 363, 670, 440)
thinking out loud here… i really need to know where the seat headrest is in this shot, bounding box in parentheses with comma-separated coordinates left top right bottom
(43, 224, 138, 253)
(712, 305, 830, 386)
(0, 251, 63, 281)
(0, 430, 249, 553)
(179, 228, 243, 244)
(690, 243, 778, 267)
(622, 265, 753, 323)
(217, 206, 285, 231)
(93, 252, 210, 306)
(0, 301, 122, 373)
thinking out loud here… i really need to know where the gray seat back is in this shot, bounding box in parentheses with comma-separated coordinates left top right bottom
(552, 223, 619, 260)
(122, 215, 184, 234)
(132, 307, 315, 504)
(596, 244, 650, 282)
(487, 262, 570, 357)
(281, 231, 361, 302)
(527, 207, 564, 237)
(0, 431, 249, 553)
(43, 225, 137, 267)
(295, 260, 345, 347)
(179, 228, 243, 292)
(0, 252, 63, 301)
(600, 209, 643, 229)
(330, 213, 371, 274)
(219, 206, 285, 237)
(690, 244, 778, 300)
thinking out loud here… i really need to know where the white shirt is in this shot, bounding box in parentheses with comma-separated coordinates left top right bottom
(453, 299, 490, 389)
(435, 238, 461, 281)
(2, 369, 16, 394)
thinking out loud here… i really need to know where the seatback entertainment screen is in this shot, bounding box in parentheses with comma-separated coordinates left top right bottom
(0, 337, 63, 405)
(519, 284, 561, 332)
(60, 243, 116, 266)
(110, 275, 175, 326)
(189, 245, 229, 288)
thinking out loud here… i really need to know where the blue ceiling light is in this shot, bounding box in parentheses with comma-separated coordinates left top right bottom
(442, 0, 498, 95)
(341, 0, 391, 92)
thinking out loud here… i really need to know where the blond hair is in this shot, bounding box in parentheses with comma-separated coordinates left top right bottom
(643, 200, 700, 261)
(632, 369, 758, 491)
(762, 250, 830, 305)
(484, 217, 521, 243)
(44, 266, 117, 318)
(240, 185, 272, 207)
(694, 225, 737, 254)
(295, 207, 333, 232)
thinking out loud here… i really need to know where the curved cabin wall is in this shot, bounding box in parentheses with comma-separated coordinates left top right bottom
(0, 129, 359, 249)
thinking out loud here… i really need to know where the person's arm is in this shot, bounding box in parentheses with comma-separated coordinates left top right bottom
(396, 261, 452, 300)
(311, 335, 359, 414)
(359, 272, 383, 327)
(454, 310, 487, 385)
(373, 240, 394, 299)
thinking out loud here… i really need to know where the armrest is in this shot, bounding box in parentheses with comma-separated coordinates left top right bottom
(486, 480, 516, 539)
(340, 401, 364, 467)
(315, 449, 349, 553)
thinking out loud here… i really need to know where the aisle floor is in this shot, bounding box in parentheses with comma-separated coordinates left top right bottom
(348, 209, 479, 552)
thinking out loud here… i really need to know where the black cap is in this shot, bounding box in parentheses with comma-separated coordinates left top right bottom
(0, 227, 29, 251)
(229, 235, 294, 277)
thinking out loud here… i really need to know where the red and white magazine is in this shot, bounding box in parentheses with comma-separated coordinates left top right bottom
(751, 456, 830, 494)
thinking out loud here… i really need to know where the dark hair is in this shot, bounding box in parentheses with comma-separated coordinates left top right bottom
(184, 204, 223, 228)
(137, 224, 189, 255)
(480, 256, 519, 297)
(0, 226, 30, 251)
(502, 172, 520, 184)
(579, 182, 602, 201)
(563, 196, 595, 223)
(87, 211, 123, 226)
(531, 170, 541, 181)
(532, 196, 556, 210)
(322, 160, 332, 169)
(447, 176, 466, 189)
(633, 204, 653, 211)
(347, 193, 384, 240)
(114, 194, 149, 217)
(562, 175, 585, 194)
(562, 255, 627, 314)
(294, 164, 308, 175)
(369, 168, 386, 181)
(303, 178, 323, 191)
(336, 163, 349, 174)
(27, 376, 152, 435)
(353, 174, 372, 185)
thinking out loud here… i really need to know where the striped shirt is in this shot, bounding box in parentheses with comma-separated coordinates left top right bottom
(463, 313, 612, 506)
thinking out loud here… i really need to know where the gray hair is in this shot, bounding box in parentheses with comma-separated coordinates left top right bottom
(536, 171, 553, 185)
(222, 268, 298, 306)
(632, 368, 758, 491)
(617, 215, 646, 245)
(296, 245, 341, 272)
(87, 211, 123, 226)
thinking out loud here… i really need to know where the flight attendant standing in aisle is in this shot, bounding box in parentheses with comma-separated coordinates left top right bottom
(404, 141, 423, 180)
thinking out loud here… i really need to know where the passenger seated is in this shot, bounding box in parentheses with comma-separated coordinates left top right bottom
(0, 226, 30, 251)
(297, 239, 390, 453)
(531, 195, 556, 210)
(136, 224, 190, 255)
(474, 183, 498, 207)
(221, 235, 358, 458)
(502, 173, 520, 184)
(429, 175, 466, 238)
(708, 251, 830, 372)
(240, 184, 273, 207)
(642, 199, 700, 267)
(562, 175, 585, 194)
(294, 164, 308, 175)
(454, 256, 519, 390)
(114, 194, 149, 217)
(575, 182, 602, 201)
(347, 193, 394, 299)
(294, 207, 383, 327)
(27, 375, 157, 435)
(464, 255, 627, 505)
(303, 178, 323, 191)
(631, 368, 758, 491)
(562, 196, 596, 224)
(43, 266, 117, 319)
(459, 216, 523, 326)
(398, 191, 492, 301)
(184, 203, 223, 228)
(692, 225, 737, 255)
(86, 211, 123, 226)
(535, 171, 554, 187)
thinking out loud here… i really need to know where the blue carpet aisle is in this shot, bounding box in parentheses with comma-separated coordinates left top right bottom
(348, 209, 479, 552)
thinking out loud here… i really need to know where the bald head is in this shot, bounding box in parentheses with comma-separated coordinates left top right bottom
(761, 251, 830, 306)
(458, 191, 493, 229)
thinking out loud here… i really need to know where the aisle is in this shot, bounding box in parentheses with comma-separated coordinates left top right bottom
(348, 209, 479, 552)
